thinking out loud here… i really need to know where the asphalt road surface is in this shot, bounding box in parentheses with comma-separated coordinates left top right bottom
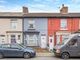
(0, 56, 80, 60)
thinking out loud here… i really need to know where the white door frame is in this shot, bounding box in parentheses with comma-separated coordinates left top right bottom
(49, 35, 54, 51)
(41, 34, 47, 48)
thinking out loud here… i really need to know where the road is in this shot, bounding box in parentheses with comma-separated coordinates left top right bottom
(0, 56, 80, 60)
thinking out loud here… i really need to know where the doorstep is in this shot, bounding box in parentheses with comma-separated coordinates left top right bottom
(36, 52, 54, 57)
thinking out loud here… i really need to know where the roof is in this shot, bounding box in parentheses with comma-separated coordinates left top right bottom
(23, 13, 80, 18)
(0, 12, 80, 18)
(0, 12, 23, 18)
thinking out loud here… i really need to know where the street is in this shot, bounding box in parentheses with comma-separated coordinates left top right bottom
(0, 56, 80, 60)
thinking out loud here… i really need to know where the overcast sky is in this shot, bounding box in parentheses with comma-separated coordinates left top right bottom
(0, 0, 80, 13)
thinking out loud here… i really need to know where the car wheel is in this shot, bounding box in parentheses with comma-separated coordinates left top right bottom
(61, 53, 69, 59)
(24, 53, 31, 59)
(0, 53, 3, 59)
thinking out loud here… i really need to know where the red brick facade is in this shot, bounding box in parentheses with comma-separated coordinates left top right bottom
(48, 18, 79, 45)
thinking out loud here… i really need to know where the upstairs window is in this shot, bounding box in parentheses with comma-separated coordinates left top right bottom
(28, 20, 35, 29)
(60, 19, 67, 30)
(10, 19, 17, 29)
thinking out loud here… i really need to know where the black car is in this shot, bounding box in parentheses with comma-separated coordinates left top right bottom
(0, 44, 36, 59)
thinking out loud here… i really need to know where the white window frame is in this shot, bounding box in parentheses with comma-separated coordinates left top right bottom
(61, 35, 69, 44)
(10, 19, 17, 29)
(56, 32, 70, 45)
(60, 19, 67, 30)
(0, 35, 5, 44)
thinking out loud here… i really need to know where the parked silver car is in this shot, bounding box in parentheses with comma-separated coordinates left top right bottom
(0, 44, 36, 59)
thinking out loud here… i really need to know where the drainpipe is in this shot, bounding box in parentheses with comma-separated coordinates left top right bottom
(22, 17, 24, 45)
(71, 18, 73, 34)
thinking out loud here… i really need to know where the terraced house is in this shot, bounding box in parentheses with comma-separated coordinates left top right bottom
(0, 12, 23, 44)
(0, 5, 80, 50)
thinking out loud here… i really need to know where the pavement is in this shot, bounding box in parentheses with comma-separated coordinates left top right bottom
(0, 56, 80, 60)
(36, 52, 54, 56)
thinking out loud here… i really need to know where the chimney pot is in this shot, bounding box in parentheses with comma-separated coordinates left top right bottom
(23, 6, 28, 14)
(60, 4, 68, 14)
(62, 4, 64, 7)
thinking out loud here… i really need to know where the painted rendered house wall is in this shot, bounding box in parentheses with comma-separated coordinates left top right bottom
(48, 18, 79, 45)
(23, 18, 48, 47)
(0, 18, 23, 44)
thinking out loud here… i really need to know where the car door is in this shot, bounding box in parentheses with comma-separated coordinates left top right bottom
(1, 44, 12, 57)
(77, 37, 80, 56)
(10, 44, 24, 57)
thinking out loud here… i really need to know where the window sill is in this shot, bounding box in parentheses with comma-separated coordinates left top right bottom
(60, 28, 68, 30)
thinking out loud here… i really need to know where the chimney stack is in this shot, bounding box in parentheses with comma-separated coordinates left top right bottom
(60, 4, 68, 14)
(23, 6, 28, 14)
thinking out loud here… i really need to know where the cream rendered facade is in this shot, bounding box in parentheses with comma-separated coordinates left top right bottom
(0, 18, 23, 44)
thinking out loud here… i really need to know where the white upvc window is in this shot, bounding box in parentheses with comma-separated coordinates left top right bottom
(10, 19, 17, 29)
(61, 35, 69, 44)
(0, 35, 5, 44)
(28, 20, 35, 29)
(60, 19, 67, 30)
